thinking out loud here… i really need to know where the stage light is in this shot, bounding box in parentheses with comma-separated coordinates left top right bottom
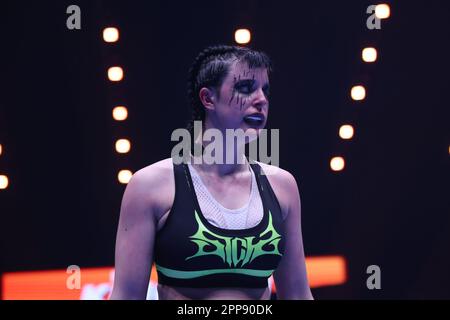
(118, 170, 133, 184)
(375, 4, 390, 19)
(351, 85, 366, 101)
(362, 47, 377, 62)
(234, 29, 251, 44)
(0, 143, 2, 156)
(330, 157, 345, 171)
(0, 175, 9, 189)
(339, 125, 354, 140)
(305, 256, 347, 288)
(2, 257, 347, 299)
(115, 139, 131, 154)
(103, 27, 119, 43)
(108, 66, 124, 82)
(112, 106, 128, 121)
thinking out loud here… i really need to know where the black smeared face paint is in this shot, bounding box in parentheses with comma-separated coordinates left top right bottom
(229, 76, 237, 106)
(235, 74, 241, 105)
(229, 67, 270, 109)
(231, 74, 249, 110)
(240, 96, 247, 110)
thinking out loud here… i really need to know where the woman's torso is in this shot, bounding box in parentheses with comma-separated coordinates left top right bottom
(146, 158, 287, 300)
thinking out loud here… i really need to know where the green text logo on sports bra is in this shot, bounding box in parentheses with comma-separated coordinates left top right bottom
(186, 210, 282, 267)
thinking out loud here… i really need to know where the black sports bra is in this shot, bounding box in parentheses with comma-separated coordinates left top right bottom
(153, 159, 285, 288)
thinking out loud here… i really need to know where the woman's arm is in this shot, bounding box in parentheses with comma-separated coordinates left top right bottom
(272, 171, 313, 300)
(109, 170, 157, 300)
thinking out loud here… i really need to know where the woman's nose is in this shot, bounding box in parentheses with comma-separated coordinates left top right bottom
(253, 88, 268, 109)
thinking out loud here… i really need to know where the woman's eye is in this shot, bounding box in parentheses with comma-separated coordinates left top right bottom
(237, 84, 252, 94)
(235, 80, 256, 94)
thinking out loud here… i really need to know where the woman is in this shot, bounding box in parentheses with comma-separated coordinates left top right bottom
(110, 45, 313, 300)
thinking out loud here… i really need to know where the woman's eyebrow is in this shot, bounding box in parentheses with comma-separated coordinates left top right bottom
(233, 79, 270, 88)
(235, 78, 255, 84)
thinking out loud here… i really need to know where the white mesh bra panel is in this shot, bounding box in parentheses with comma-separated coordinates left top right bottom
(187, 164, 264, 230)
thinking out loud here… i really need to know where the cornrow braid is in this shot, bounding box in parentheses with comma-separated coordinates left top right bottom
(185, 44, 272, 136)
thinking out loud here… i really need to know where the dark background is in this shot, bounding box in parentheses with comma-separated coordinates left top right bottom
(1, 0, 449, 299)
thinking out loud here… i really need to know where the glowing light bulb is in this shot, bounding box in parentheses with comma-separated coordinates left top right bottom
(375, 4, 390, 19)
(0, 175, 9, 189)
(339, 125, 354, 140)
(234, 29, 251, 44)
(112, 106, 128, 121)
(362, 47, 377, 63)
(351, 85, 366, 101)
(108, 66, 124, 82)
(118, 170, 133, 184)
(103, 27, 120, 43)
(330, 157, 345, 171)
(115, 139, 131, 153)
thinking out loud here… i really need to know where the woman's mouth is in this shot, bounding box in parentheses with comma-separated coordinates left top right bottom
(243, 113, 265, 127)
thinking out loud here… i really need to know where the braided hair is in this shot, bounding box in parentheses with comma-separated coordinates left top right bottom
(186, 44, 272, 136)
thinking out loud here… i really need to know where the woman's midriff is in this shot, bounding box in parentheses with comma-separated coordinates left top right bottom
(157, 284, 271, 300)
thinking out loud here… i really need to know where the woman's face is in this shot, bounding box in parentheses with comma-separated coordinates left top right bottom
(203, 60, 270, 138)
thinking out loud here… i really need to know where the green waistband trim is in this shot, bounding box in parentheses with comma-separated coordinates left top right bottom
(156, 264, 274, 279)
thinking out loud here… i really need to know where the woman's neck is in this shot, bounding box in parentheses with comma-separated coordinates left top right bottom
(190, 141, 249, 177)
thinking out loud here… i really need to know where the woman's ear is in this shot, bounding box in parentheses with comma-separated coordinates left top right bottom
(199, 87, 216, 111)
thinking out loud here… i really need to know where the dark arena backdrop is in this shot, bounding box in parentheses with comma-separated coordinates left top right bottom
(0, 0, 449, 300)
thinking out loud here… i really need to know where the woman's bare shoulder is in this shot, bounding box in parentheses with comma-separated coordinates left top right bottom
(135, 157, 174, 181)
(255, 161, 298, 188)
(128, 158, 175, 216)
